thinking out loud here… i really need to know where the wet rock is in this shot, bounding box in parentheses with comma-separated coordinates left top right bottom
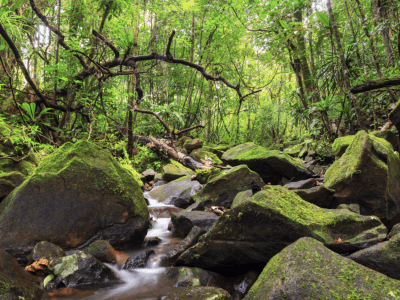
(191, 148, 223, 165)
(325, 130, 400, 225)
(29, 241, 65, 264)
(284, 178, 317, 190)
(0, 250, 43, 300)
(162, 163, 195, 181)
(122, 250, 155, 269)
(337, 203, 360, 214)
(148, 176, 201, 206)
(167, 267, 228, 288)
(175, 186, 386, 271)
(149, 206, 182, 218)
(233, 270, 259, 298)
(348, 233, 400, 280)
(244, 237, 400, 300)
(0, 141, 149, 264)
(231, 190, 253, 209)
(88, 240, 118, 263)
(145, 237, 161, 247)
(191, 165, 264, 208)
(48, 251, 118, 288)
(164, 287, 231, 300)
(184, 139, 204, 152)
(184, 201, 205, 212)
(168, 226, 207, 264)
(222, 143, 314, 184)
(142, 169, 156, 181)
(171, 211, 219, 238)
(293, 186, 335, 208)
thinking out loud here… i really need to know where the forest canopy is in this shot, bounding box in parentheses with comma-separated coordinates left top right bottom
(1, 0, 400, 163)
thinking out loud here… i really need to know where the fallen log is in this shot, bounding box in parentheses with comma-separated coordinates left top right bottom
(350, 76, 400, 94)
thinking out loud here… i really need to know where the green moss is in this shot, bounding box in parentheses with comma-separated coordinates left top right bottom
(332, 135, 355, 156)
(191, 148, 223, 165)
(195, 167, 221, 184)
(382, 235, 400, 260)
(177, 136, 192, 147)
(23, 140, 148, 219)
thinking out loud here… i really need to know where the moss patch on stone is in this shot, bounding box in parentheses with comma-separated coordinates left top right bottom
(195, 167, 221, 184)
(332, 135, 355, 156)
(191, 148, 223, 165)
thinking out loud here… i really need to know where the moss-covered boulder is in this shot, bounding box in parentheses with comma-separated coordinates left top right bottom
(0, 140, 149, 263)
(148, 176, 202, 207)
(191, 165, 264, 208)
(244, 237, 400, 300)
(0, 122, 37, 201)
(231, 190, 253, 209)
(184, 138, 204, 152)
(195, 167, 221, 184)
(332, 135, 355, 156)
(191, 148, 223, 165)
(175, 186, 386, 271)
(171, 211, 219, 237)
(325, 130, 400, 224)
(48, 251, 118, 288)
(0, 250, 43, 300)
(177, 136, 192, 148)
(88, 240, 119, 263)
(372, 129, 399, 151)
(221, 143, 313, 184)
(348, 233, 400, 280)
(162, 161, 195, 182)
(164, 287, 232, 300)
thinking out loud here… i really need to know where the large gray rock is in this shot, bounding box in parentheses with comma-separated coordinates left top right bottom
(171, 211, 219, 238)
(325, 130, 400, 225)
(191, 165, 264, 208)
(244, 237, 400, 300)
(175, 186, 386, 271)
(148, 176, 202, 207)
(29, 241, 65, 263)
(221, 143, 314, 184)
(0, 250, 43, 300)
(0, 141, 149, 263)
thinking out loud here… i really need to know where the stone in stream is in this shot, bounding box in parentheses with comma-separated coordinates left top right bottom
(171, 211, 219, 238)
(88, 240, 119, 263)
(148, 176, 202, 207)
(175, 186, 386, 271)
(148, 206, 182, 218)
(145, 237, 162, 247)
(244, 237, 400, 300)
(28, 241, 65, 264)
(162, 162, 195, 182)
(167, 267, 229, 289)
(48, 251, 119, 288)
(122, 250, 155, 269)
(168, 226, 207, 264)
(0, 249, 43, 300)
(324, 130, 400, 225)
(184, 201, 205, 212)
(221, 143, 314, 184)
(0, 141, 149, 264)
(347, 232, 400, 280)
(142, 169, 156, 181)
(292, 185, 335, 208)
(164, 287, 232, 300)
(191, 165, 264, 208)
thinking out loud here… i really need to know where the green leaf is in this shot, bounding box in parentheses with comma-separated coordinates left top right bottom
(279, 20, 289, 29)
(316, 12, 330, 27)
(43, 274, 54, 288)
(10, 0, 24, 12)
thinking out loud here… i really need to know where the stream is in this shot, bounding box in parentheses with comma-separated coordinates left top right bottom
(44, 192, 183, 300)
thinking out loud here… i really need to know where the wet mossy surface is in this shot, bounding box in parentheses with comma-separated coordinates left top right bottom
(244, 237, 400, 300)
(332, 135, 355, 156)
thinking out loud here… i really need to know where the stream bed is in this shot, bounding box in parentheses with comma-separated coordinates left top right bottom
(44, 193, 183, 300)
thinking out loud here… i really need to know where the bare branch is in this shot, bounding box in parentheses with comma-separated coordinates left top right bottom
(92, 30, 120, 60)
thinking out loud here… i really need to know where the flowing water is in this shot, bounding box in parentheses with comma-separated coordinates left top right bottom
(45, 191, 183, 300)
